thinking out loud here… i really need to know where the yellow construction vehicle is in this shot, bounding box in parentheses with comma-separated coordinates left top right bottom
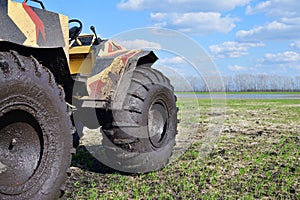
(0, 0, 177, 199)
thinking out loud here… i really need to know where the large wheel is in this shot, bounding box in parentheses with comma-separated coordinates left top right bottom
(102, 65, 177, 173)
(0, 51, 73, 199)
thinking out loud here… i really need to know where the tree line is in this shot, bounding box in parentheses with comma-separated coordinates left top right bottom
(170, 74, 300, 92)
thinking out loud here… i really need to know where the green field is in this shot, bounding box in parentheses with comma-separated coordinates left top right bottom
(175, 91, 300, 95)
(63, 98, 300, 199)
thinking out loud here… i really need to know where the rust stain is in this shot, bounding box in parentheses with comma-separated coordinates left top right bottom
(87, 50, 141, 100)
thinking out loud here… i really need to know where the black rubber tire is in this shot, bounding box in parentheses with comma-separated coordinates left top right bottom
(102, 65, 178, 173)
(0, 51, 73, 200)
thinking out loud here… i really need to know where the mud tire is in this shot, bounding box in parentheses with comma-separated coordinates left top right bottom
(0, 51, 73, 200)
(102, 65, 177, 173)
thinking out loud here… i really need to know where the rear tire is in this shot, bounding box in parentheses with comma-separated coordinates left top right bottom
(102, 65, 177, 173)
(0, 51, 73, 200)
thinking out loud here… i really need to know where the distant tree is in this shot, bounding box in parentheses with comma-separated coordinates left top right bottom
(170, 73, 300, 92)
(294, 76, 300, 91)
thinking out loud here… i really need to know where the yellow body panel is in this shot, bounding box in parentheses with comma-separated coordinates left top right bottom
(70, 46, 91, 54)
(69, 50, 95, 74)
(8, 1, 37, 47)
(4, 0, 69, 61)
(69, 35, 97, 74)
(59, 15, 70, 62)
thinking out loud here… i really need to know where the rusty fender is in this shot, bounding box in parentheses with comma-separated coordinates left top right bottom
(84, 47, 158, 110)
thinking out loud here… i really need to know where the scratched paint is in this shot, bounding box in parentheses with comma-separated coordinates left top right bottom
(87, 39, 141, 100)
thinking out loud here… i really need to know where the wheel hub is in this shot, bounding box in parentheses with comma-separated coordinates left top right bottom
(0, 111, 42, 187)
(148, 103, 168, 147)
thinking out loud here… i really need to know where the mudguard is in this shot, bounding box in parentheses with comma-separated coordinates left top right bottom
(81, 40, 158, 109)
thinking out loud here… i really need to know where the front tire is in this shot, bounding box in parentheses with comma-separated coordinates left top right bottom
(102, 65, 177, 173)
(0, 51, 73, 199)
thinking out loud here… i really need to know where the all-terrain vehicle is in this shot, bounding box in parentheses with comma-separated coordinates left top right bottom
(0, 0, 177, 199)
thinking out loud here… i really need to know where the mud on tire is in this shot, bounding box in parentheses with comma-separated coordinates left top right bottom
(102, 65, 178, 173)
(0, 51, 73, 200)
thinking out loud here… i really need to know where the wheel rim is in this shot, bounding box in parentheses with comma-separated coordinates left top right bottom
(148, 102, 168, 148)
(0, 110, 43, 187)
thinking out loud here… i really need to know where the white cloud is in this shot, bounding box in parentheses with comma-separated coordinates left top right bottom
(260, 51, 300, 72)
(290, 41, 300, 50)
(246, 0, 300, 18)
(236, 17, 300, 41)
(118, 39, 162, 49)
(118, 0, 251, 12)
(117, 0, 143, 10)
(209, 41, 264, 58)
(228, 65, 255, 71)
(117, 0, 248, 35)
(262, 51, 300, 64)
(153, 56, 198, 78)
(159, 56, 186, 65)
(150, 12, 167, 21)
(151, 12, 239, 35)
(246, 1, 271, 15)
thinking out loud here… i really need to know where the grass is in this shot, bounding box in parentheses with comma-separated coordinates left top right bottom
(63, 98, 300, 199)
(175, 91, 300, 95)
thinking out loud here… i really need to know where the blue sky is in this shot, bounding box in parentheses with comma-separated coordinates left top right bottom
(20, 0, 300, 77)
